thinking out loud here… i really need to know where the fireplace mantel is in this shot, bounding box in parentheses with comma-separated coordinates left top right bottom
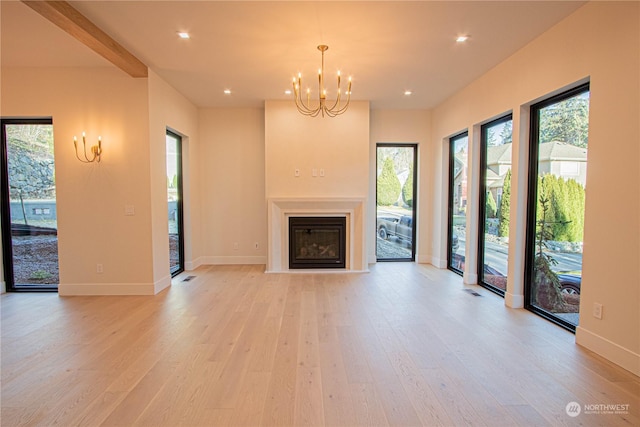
(267, 198, 368, 273)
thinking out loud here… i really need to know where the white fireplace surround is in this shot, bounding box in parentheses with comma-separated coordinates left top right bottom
(267, 198, 368, 273)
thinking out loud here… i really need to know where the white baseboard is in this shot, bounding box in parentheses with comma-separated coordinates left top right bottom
(429, 256, 447, 269)
(504, 292, 524, 308)
(185, 256, 205, 271)
(464, 272, 478, 285)
(154, 274, 171, 294)
(576, 326, 640, 377)
(59, 282, 157, 296)
(201, 255, 267, 265)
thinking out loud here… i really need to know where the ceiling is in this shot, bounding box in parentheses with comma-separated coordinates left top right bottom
(1, 1, 586, 110)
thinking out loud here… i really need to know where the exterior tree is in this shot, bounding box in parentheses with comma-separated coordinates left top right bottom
(498, 169, 511, 237)
(500, 120, 513, 144)
(536, 174, 585, 242)
(402, 164, 414, 207)
(539, 95, 589, 147)
(377, 157, 401, 206)
(486, 191, 497, 218)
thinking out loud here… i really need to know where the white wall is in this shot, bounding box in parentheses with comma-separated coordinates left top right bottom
(370, 110, 431, 264)
(427, 1, 639, 375)
(198, 108, 267, 264)
(265, 101, 370, 200)
(1, 67, 156, 295)
(148, 70, 200, 282)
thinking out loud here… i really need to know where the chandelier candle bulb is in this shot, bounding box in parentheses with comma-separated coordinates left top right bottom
(292, 44, 352, 117)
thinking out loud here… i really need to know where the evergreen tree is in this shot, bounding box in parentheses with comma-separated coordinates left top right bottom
(486, 191, 497, 218)
(402, 164, 414, 208)
(539, 95, 589, 147)
(500, 121, 513, 144)
(498, 169, 511, 237)
(377, 157, 401, 206)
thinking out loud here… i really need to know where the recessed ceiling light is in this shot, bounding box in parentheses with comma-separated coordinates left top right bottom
(177, 32, 190, 39)
(223, 89, 231, 95)
(456, 35, 469, 43)
(404, 90, 412, 96)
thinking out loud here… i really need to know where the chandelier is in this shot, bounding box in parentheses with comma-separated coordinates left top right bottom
(292, 45, 352, 118)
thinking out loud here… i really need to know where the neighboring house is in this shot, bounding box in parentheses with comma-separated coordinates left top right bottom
(453, 150, 468, 214)
(484, 141, 587, 205)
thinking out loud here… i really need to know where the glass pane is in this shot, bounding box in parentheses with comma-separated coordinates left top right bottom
(531, 89, 589, 327)
(166, 132, 182, 275)
(449, 134, 468, 272)
(481, 118, 512, 292)
(376, 145, 416, 261)
(6, 123, 58, 288)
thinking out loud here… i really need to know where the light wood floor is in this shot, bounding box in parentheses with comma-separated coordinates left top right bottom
(1, 263, 638, 426)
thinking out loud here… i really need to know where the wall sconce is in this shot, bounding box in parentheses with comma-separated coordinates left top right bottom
(73, 132, 102, 163)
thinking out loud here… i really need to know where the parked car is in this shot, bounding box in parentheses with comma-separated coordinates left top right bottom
(558, 273, 581, 295)
(377, 215, 412, 243)
(451, 233, 459, 254)
(11, 223, 57, 236)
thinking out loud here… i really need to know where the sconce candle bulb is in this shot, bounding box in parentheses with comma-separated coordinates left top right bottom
(73, 132, 102, 163)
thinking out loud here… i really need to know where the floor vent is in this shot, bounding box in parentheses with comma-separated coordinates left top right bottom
(182, 275, 196, 282)
(463, 288, 483, 297)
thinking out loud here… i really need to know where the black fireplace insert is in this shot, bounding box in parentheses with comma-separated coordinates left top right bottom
(289, 216, 346, 269)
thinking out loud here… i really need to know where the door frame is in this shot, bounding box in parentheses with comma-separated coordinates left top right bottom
(375, 143, 418, 262)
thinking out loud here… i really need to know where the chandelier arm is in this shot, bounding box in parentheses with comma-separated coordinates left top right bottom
(326, 90, 342, 112)
(291, 44, 351, 118)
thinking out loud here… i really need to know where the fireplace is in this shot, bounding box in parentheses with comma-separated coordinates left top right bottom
(289, 216, 346, 269)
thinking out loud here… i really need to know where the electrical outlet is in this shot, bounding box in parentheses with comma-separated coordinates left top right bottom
(96, 263, 103, 274)
(254, 242, 259, 250)
(593, 303, 603, 319)
(233, 242, 239, 250)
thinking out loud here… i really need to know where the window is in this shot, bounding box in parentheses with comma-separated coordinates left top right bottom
(1, 118, 58, 291)
(479, 115, 512, 295)
(526, 83, 589, 331)
(448, 132, 468, 274)
(166, 130, 184, 276)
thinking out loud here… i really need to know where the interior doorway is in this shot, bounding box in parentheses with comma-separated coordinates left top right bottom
(376, 144, 417, 261)
(1, 118, 58, 291)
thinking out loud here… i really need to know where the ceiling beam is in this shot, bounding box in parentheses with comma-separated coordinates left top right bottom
(21, 1, 148, 77)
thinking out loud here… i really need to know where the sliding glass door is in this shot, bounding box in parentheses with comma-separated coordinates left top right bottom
(1, 118, 58, 291)
(448, 132, 468, 274)
(166, 130, 184, 276)
(376, 144, 417, 261)
(526, 84, 589, 330)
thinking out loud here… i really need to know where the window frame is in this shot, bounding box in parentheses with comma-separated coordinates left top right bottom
(478, 114, 512, 296)
(447, 131, 468, 275)
(524, 82, 590, 332)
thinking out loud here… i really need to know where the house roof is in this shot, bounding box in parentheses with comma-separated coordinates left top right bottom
(538, 141, 587, 161)
(486, 141, 586, 168)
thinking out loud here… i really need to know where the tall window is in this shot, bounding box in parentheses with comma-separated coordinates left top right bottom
(479, 115, 512, 295)
(376, 144, 417, 261)
(526, 83, 589, 331)
(166, 130, 184, 276)
(1, 118, 58, 291)
(448, 132, 468, 274)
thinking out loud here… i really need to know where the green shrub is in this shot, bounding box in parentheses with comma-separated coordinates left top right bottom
(377, 157, 401, 206)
